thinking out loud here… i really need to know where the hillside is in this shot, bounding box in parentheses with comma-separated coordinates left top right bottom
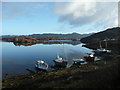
(80, 27, 120, 43)
(80, 27, 120, 54)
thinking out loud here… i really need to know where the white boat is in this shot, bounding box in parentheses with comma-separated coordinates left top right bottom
(35, 60, 48, 70)
(94, 56, 101, 61)
(94, 41, 111, 55)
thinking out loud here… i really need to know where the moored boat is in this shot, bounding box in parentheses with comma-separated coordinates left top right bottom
(53, 55, 68, 66)
(53, 55, 87, 67)
(35, 60, 48, 70)
(73, 58, 87, 65)
(84, 53, 95, 61)
(93, 41, 111, 55)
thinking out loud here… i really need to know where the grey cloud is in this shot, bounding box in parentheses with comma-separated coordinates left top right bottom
(54, 2, 118, 28)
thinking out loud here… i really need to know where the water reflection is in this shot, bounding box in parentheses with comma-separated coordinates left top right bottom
(13, 41, 82, 46)
(13, 42, 37, 46)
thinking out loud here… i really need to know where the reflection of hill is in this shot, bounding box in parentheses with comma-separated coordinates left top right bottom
(42, 41, 81, 45)
(13, 42, 37, 46)
(13, 41, 81, 46)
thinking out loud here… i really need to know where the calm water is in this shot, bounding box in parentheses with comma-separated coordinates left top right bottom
(2, 42, 93, 78)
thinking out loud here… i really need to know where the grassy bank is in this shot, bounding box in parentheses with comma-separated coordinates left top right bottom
(0, 80, 2, 89)
(2, 55, 120, 88)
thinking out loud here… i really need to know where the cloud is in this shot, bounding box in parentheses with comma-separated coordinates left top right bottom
(54, 2, 118, 29)
(2, 2, 46, 19)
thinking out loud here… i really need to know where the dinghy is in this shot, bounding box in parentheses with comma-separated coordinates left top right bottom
(35, 60, 48, 70)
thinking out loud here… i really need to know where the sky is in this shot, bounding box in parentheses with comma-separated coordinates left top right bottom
(1, 1, 118, 35)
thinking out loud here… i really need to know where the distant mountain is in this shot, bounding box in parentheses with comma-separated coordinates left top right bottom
(1, 33, 93, 40)
(1, 35, 18, 38)
(29, 33, 93, 40)
(80, 27, 120, 43)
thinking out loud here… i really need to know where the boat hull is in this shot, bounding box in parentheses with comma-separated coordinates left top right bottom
(84, 57, 95, 61)
(35, 63, 48, 71)
(73, 59, 86, 65)
(94, 50, 107, 53)
(53, 60, 67, 66)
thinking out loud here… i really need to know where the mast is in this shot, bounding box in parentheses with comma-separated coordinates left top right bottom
(62, 43, 67, 60)
(100, 41, 102, 49)
(105, 40, 107, 49)
(57, 53, 60, 59)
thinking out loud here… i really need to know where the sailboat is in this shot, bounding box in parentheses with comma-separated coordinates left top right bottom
(53, 43, 69, 66)
(94, 40, 111, 55)
(104, 40, 111, 53)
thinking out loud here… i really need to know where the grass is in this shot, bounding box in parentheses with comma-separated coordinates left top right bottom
(0, 80, 2, 89)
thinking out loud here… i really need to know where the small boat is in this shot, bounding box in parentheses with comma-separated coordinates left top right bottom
(94, 56, 101, 61)
(94, 41, 111, 55)
(73, 58, 87, 65)
(53, 55, 68, 66)
(94, 49, 107, 55)
(94, 49, 111, 56)
(84, 53, 95, 61)
(53, 55, 88, 67)
(35, 60, 48, 70)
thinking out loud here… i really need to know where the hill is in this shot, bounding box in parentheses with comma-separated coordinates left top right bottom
(80, 27, 120, 43)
